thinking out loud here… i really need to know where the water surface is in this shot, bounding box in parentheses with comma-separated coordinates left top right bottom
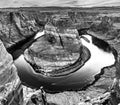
(14, 34, 116, 92)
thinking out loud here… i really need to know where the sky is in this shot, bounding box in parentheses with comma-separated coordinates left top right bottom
(0, 0, 120, 8)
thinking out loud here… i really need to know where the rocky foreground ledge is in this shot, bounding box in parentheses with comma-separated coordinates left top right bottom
(0, 7, 120, 105)
(0, 39, 23, 105)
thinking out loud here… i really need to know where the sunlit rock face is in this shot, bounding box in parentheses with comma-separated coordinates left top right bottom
(0, 7, 120, 50)
(0, 12, 44, 48)
(25, 25, 81, 73)
(20, 32, 116, 104)
(0, 7, 120, 104)
(0, 40, 23, 105)
(21, 26, 115, 92)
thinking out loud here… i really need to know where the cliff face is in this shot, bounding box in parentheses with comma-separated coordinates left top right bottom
(0, 7, 120, 48)
(0, 39, 23, 105)
(0, 8, 119, 49)
(0, 7, 120, 105)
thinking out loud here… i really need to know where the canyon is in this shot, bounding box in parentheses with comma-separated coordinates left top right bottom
(0, 7, 120, 105)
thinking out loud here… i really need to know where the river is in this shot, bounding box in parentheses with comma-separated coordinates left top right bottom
(14, 33, 116, 92)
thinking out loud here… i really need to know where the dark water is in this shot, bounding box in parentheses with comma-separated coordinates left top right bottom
(14, 34, 116, 92)
(7, 31, 45, 60)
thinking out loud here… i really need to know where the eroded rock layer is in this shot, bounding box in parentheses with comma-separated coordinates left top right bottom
(0, 40, 23, 105)
(0, 7, 120, 105)
(24, 28, 81, 73)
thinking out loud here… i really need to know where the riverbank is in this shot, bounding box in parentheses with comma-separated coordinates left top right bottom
(0, 6, 120, 105)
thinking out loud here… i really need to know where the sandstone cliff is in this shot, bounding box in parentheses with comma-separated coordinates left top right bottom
(0, 39, 23, 105)
(0, 7, 120, 105)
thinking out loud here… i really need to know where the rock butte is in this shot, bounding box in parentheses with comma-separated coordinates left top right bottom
(0, 7, 120, 104)
(14, 33, 115, 92)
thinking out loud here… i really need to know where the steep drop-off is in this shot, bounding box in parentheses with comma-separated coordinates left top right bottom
(0, 39, 23, 105)
(0, 7, 120, 105)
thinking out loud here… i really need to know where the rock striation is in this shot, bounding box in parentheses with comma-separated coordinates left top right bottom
(24, 24, 81, 74)
(0, 7, 120, 105)
(0, 39, 23, 105)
